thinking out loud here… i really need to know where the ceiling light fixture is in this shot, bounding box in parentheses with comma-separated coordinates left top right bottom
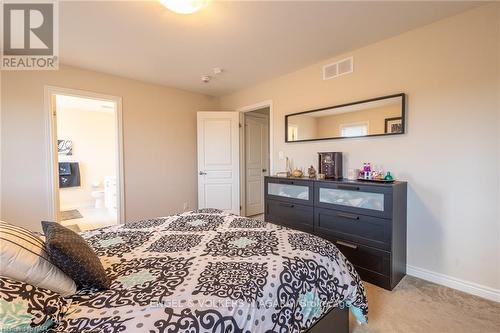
(159, 0, 210, 14)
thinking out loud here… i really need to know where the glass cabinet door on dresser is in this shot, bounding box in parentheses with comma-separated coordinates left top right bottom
(315, 182, 393, 219)
(266, 178, 314, 205)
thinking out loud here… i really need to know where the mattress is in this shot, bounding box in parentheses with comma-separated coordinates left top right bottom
(48, 209, 368, 332)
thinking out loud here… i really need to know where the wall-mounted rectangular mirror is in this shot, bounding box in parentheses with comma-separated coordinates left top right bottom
(285, 93, 405, 142)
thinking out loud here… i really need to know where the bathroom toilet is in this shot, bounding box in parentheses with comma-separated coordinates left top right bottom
(90, 178, 116, 210)
(91, 190, 105, 209)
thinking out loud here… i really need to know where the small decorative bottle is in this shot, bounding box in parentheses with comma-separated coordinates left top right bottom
(384, 171, 393, 181)
(365, 163, 372, 179)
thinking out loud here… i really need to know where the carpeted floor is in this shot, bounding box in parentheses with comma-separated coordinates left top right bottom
(248, 214, 500, 332)
(350, 276, 500, 333)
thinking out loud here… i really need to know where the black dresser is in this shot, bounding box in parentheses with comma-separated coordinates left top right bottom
(265, 176, 407, 290)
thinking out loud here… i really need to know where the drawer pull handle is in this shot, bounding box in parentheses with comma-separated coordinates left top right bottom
(278, 180, 294, 185)
(337, 185, 360, 191)
(336, 240, 358, 250)
(279, 203, 295, 208)
(337, 213, 360, 221)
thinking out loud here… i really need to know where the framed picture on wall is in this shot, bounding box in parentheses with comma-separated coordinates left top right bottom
(58, 139, 73, 155)
(385, 117, 403, 134)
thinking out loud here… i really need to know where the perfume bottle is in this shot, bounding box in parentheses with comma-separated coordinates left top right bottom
(384, 171, 393, 181)
(363, 163, 372, 179)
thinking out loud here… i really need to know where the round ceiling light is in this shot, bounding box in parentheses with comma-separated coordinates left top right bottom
(159, 0, 210, 14)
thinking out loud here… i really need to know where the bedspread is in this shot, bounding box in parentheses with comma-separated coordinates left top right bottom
(49, 209, 368, 333)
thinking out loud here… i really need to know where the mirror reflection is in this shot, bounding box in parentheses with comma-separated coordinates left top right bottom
(286, 94, 405, 142)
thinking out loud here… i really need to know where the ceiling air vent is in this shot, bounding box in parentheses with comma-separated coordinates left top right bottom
(323, 56, 353, 80)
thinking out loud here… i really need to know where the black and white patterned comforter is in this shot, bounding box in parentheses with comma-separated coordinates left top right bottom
(49, 209, 368, 332)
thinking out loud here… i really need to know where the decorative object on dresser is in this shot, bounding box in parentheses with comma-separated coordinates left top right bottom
(264, 176, 407, 290)
(347, 168, 358, 180)
(291, 168, 303, 177)
(358, 162, 393, 182)
(318, 152, 343, 179)
(308, 165, 317, 179)
(276, 156, 291, 178)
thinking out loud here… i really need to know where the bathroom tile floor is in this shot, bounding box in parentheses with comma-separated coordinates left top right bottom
(60, 206, 116, 232)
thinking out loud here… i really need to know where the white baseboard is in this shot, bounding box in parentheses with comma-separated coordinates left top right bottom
(407, 265, 500, 303)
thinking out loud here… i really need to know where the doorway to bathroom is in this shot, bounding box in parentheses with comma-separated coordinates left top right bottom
(46, 87, 124, 232)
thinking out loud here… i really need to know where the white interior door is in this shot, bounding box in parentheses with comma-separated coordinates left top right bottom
(245, 114, 269, 216)
(197, 112, 240, 214)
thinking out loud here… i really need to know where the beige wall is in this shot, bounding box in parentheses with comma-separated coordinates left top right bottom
(1, 65, 217, 231)
(220, 5, 500, 291)
(316, 104, 402, 138)
(57, 107, 116, 210)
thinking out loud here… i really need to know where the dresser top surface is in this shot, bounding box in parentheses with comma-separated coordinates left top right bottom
(266, 176, 407, 187)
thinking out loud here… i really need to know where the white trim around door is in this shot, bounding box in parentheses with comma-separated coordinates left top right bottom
(237, 100, 273, 217)
(44, 86, 125, 224)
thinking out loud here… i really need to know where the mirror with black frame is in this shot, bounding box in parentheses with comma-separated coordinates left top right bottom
(285, 93, 405, 142)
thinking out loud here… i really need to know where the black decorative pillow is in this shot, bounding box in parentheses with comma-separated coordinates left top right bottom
(0, 276, 71, 332)
(42, 221, 110, 290)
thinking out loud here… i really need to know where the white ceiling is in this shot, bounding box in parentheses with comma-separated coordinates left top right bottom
(60, 1, 482, 97)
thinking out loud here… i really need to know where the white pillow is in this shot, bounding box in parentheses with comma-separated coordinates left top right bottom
(0, 221, 77, 296)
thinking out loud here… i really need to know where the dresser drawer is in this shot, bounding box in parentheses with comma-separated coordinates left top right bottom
(329, 236, 391, 278)
(265, 178, 314, 206)
(315, 182, 393, 218)
(265, 199, 313, 233)
(315, 208, 391, 251)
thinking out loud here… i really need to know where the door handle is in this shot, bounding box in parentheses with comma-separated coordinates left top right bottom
(262, 169, 267, 172)
(337, 212, 360, 221)
(337, 185, 360, 191)
(199, 171, 207, 175)
(336, 240, 358, 250)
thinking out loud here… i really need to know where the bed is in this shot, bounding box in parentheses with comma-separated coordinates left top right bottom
(47, 209, 368, 332)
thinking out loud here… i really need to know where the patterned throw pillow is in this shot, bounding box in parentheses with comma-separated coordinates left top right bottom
(42, 222, 110, 290)
(0, 221, 76, 296)
(0, 277, 71, 332)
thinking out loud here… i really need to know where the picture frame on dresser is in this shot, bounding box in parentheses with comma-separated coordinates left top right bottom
(264, 176, 407, 290)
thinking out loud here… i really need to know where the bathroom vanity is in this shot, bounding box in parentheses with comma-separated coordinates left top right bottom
(264, 176, 407, 290)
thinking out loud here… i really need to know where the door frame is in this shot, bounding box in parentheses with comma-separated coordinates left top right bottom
(44, 85, 125, 224)
(237, 100, 273, 216)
